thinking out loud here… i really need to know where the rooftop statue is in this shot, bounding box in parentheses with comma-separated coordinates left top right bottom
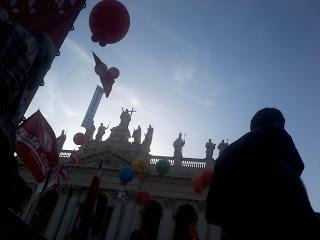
(205, 139, 215, 160)
(107, 108, 136, 144)
(119, 108, 131, 129)
(132, 125, 142, 144)
(142, 125, 154, 152)
(173, 132, 185, 159)
(95, 123, 109, 142)
(218, 139, 228, 156)
(56, 130, 66, 152)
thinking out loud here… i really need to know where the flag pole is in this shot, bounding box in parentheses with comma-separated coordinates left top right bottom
(22, 169, 52, 223)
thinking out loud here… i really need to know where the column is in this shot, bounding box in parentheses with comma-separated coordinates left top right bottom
(44, 189, 69, 239)
(64, 188, 84, 239)
(157, 198, 175, 240)
(197, 202, 207, 240)
(55, 189, 81, 240)
(129, 204, 142, 234)
(117, 199, 135, 240)
(207, 224, 221, 240)
(105, 199, 123, 240)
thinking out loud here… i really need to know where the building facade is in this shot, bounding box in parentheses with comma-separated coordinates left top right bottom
(18, 113, 222, 240)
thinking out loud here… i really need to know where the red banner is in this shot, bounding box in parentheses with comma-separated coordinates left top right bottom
(16, 111, 59, 182)
(2, 0, 86, 49)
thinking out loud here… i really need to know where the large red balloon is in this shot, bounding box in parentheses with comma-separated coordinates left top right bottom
(200, 170, 213, 187)
(73, 132, 85, 145)
(136, 191, 151, 205)
(89, 0, 130, 46)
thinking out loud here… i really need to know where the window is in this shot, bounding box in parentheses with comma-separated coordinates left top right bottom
(141, 200, 162, 240)
(173, 204, 198, 240)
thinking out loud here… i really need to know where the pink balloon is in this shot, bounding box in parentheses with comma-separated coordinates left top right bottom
(73, 132, 85, 145)
(109, 67, 120, 79)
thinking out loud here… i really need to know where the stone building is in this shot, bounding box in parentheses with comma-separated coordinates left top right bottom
(18, 112, 221, 240)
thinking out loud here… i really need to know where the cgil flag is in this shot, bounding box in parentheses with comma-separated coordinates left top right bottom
(16, 110, 59, 182)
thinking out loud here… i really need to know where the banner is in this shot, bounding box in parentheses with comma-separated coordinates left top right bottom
(81, 85, 104, 129)
(16, 110, 59, 182)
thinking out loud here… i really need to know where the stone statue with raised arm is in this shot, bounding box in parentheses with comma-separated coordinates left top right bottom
(206, 139, 216, 160)
(218, 139, 228, 156)
(107, 108, 136, 143)
(95, 123, 109, 142)
(132, 125, 141, 144)
(56, 130, 66, 152)
(119, 108, 131, 129)
(173, 132, 185, 159)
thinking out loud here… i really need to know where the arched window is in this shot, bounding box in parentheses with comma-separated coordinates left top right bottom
(30, 189, 59, 234)
(173, 204, 198, 240)
(141, 200, 162, 240)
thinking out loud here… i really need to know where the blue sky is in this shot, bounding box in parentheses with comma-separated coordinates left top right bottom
(27, 0, 320, 210)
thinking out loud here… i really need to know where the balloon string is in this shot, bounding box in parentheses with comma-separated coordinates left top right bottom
(37, 59, 84, 109)
(38, 24, 95, 110)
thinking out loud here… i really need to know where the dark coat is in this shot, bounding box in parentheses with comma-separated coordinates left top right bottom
(206, 128, 319, 239)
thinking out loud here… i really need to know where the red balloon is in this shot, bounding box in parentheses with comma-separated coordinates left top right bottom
(89, 0, 130, 46)
(192, 175, 204, 193)
(73, 132, 85, 145)
(109, 67, 120, 79)
(136, 191, 151, 205)
(200, 170, 213, 187)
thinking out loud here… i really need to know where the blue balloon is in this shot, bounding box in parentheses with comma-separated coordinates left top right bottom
(119, 167, 133, 184)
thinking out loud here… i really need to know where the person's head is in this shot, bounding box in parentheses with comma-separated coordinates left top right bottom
(222, 139, 224, 143)
(179, 132, 182, 138)
(250, 108, 285, 132)
(209, 139, 212, 142)
(100, 123, 103, 126)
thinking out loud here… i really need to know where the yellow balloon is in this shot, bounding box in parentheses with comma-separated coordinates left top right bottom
(132, 159, 145, 174)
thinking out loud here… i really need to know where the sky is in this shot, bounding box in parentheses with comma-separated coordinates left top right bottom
(26, 0, 320, 211)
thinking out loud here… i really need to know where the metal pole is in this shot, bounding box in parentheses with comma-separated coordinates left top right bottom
(23, 170, 52, 223)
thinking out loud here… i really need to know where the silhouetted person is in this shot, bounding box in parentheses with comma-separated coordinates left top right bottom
(206, 108, 320, 240)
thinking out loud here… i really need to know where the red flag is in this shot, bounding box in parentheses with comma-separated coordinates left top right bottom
(93, 51, 115, 98)
(16, 110, 59, 182)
